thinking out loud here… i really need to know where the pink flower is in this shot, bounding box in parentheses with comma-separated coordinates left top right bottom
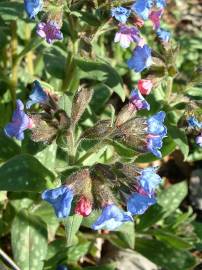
(75, 196, 92, 217)
(149, 9, 163, 30)
(138, 79, 153, 95)
(114, 25, 142, 48)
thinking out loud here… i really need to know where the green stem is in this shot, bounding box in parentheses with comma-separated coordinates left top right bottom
(165, 76, 173, 101)
(25, 24, 34, 75)
(76, 140, 108, 165)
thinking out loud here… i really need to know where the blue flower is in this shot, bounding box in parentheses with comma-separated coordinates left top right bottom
(111, 7, 131, 24)
(129, 89, 150, 110)
(127, 45, 152, 73)
(138, 167, 162, 195)
(131, 0, 153, 20)
(26, 80, 48, 109)
(156, 28, 171, 43)
(24, 0, 43, 19)
(155, 0, 166, 8)
(42, 186, 74, 218)
(187, 116, 202, 129)
(127, 193, 156, 215)
(92, 204, 133, 231)
(147, 135, 164, 158)
(147, 111, 167, 137)
(4, 99, 32, 141)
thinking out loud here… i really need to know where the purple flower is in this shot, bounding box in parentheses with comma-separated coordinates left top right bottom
(156, 28, 171, 43)
(4, 99, 32, 141)
(114, 25, 144, 48)
(111, 7, 131, 24)
(187, 116, 202, 129)
(127, 193, 156, 215)
(24, 0, 43, 19)
(127, 45, 152, 73)
(129, 89, 150, 110)
(57, 266, 68, 270)
(196, 134, 202, 147)
(149, 9, 163, 29)
(92, 204, 133, 231)
(155, 0, 166, 8)
(26, 80, 48, 109)
(42, 186, 74, 218)
(36, 21, 63, 44)
(146, 111, 167, 158)
(131, 0, 153, 20)
(138, 167, 162, 195)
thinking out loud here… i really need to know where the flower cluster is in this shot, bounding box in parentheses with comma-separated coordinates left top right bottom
(41, 164, 162, 231)
(111, 0, 171, 107)
(24, 0, 63, 43)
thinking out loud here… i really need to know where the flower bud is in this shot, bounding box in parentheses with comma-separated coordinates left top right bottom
(81, 120, 113, 140)
(75, 196, 92, 217)
(138, 79, 153, 95)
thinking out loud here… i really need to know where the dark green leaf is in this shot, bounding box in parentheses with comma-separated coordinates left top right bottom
(0, 154, 55, 192)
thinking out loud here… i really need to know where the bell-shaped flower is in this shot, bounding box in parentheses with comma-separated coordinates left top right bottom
(42, 186, 74, 218)
(187, 116, 202, 129)
(138, 167, 162, 195)
(127, 192, 156, 215)
(131, 0, 153, 20)
(24, 0, 43, 19)
(36, 21, 63, 44)
(147, 111, 167, 137)
(92, 204, 133, 231)
(114, 25, 143, 49)
(129, 89, 150, 111)
(149, 9, 163, 29)
(75, 196, 92, 217)
(111, 7, 131, 24)
(156, 28, 171, 43)
(127, 45, 152, 73)
(26, 80, 48, 109)
(138, 79, 153, 95)
(4, 99, 33, 141)
(155, 0, 166, 8)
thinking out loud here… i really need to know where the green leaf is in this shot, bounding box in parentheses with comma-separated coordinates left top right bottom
(67, 242, 91, 263)
(76, 58, 125, 101)
(58, 94, 73, 117)
(64, 214, 83, 247)
(35, 142, 57, 171)
(11, 210, 48, 270)
(136, 204, 165, 231)
(157, 181, 188, 217)
(90, 84, 112, 114)
(82, 210, 100, 228)
(0, 2, 24, 20)
(0, 129, 20, 162)
(153, 229, 193, 249)
(0, 154, 55, 192)
(136, 238, 197, 270)
(168, 126, 189, 159)
(116, 222, 135, 249)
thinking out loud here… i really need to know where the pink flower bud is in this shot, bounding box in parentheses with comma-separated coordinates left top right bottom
(75, 196, 92, 217)
(138, 79, 153, 95)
